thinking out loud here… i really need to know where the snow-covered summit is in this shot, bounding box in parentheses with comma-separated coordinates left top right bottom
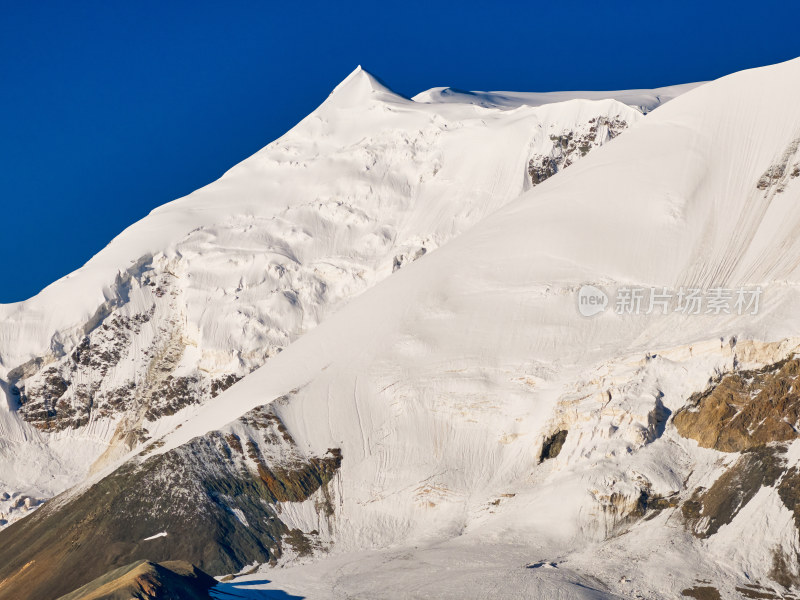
(326, 65, 406, 105)
(2, 56, 800, 599)
(0, 70, 646, 370)
(0, 66, 669, 527)
(134, 56, 800, 597)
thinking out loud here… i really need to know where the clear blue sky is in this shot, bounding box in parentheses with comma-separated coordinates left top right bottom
(1, 0, 797, 302)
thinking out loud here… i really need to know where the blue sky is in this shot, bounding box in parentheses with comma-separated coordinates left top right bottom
(1, 0, 797, 302)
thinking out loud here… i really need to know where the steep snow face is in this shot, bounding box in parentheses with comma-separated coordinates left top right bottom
(0, 68, 646, 369)
(138, 58, 800, 596)
(0, 67, 657, 521)
(0, 70, 695, 372)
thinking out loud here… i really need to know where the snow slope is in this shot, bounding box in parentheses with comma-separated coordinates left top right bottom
(0, 68, 655, 369)
(413, 81, 705, 113)
(134, 57, 800, 597)
(0, 67, 679, 525)
(8, 53, 799, 598)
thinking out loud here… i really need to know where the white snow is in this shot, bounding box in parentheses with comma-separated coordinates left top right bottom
(143, 531, 168, 541)
(413, 81, 705, 114)
(229, 508, 249, 528)
(176, 57, 800, 597)
(0, 65, 674, 526)
(3, 54, 799, 597)
(0, 68, 657, 369)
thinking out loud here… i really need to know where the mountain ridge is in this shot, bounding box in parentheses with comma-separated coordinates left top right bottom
(0, 67, 675, 529)
(4, 58, 797, 598)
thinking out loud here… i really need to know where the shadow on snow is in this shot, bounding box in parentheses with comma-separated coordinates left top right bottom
(211, 579, 305, 599)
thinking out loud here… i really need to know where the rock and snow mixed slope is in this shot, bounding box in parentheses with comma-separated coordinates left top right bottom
(137, 57, 800, 599)
(0, 67, 669, 527)
(8, 56, 800, 600)
(5, 55, 799, 600)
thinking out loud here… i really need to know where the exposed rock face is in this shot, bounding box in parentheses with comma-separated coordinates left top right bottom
(681, 445, 787, 538)
(673, 357, 800, 452)
(539, 429, 568, 462)
(56, 560, 216, 600)
(669, 354, 800, 588)
(0, 403, 342, 600)
(528, 115, 628, 186)
(7, 268, 225, 434)
(756, 136, 800, 193)
(778, 466, 800, 532)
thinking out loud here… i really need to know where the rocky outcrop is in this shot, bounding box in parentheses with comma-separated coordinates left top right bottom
(673, 357, 800, 586)
(0, 403, 342, 600)
(7, 266, 244, 444)
(681, 445, 787, 538)
(756, 136, 800, 193)
(673, 357, 800, 452)
(392, 246, 427, 272)
(528, 115, 628, 186)
(56, 560, 216, 600)
(539, 429, 568, 462)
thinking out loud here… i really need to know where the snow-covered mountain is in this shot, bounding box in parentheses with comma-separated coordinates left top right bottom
(7, 56, 800, 600)
(413, 81, 703, 113)
(0, 67, 670, 528)
(134, 57, 800, 599)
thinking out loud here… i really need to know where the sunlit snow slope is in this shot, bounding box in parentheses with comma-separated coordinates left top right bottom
(2, 57, 798, 600)
(0, 67, 678, 527)
(414, 81, 703, 113)
(140, 57, 800, 598)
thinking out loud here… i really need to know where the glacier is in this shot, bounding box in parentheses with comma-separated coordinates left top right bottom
(3, 56, 800, 600)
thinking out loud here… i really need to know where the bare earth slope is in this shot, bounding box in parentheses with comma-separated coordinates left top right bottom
(55, 560, 215, 600)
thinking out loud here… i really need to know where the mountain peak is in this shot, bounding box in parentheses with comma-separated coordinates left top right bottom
(326, 65, 406, 106)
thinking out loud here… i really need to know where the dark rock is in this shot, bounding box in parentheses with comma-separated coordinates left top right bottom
(528, 116, 629, 187)
(539, 430, 568, 462)
(681, 586, 722, 600)
(681, 446, 786, 538)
